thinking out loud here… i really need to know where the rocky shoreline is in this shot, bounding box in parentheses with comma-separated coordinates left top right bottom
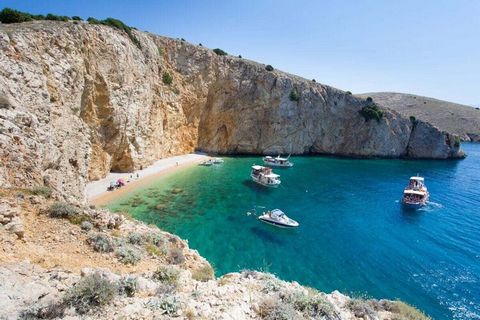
(0, 189, 431, 319)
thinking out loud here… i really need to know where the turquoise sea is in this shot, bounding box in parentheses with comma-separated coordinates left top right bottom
(109, 143, 480, 320)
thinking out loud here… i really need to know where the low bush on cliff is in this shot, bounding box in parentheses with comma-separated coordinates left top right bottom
(88, 233, 115, 253)
(118, 276, 138, 297)
(162, 72, 173, 85)
(169, 247, 185, 265)
(359, 103, 384, 122)
(0, 8, 33, 23)
(257, 296, 299, 320)
(19, 300, 67, 320)
(265, 65, 274, 71)
(0, 8, 70, 24)
(45, 13, 69, 22)
(30, 186, 52, 198)
(391, 301, 432, 320)
(116, 245, 142, 265)
(286, 290, 337, 319)
(347, 298, 376, 319)
(48, 202, 79, 219)
(153, 265, 181, 287)
(213, 48, 228, 56)
(289, 88, 301, 102)
(87, 17, 141, 49)
(191, 264, 215, 282)
(65, 273, 117, 314)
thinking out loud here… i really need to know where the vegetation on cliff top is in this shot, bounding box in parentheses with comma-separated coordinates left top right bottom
(87, 17, 141, 48)
(0, 8, 141, 49)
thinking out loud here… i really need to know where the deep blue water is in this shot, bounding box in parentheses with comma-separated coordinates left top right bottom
(109, 143, 480, 319)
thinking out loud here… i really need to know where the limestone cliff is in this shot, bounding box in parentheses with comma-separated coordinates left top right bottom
(0, 21, 463, 201)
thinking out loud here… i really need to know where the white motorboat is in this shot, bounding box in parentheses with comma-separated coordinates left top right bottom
(258, 209, 299, 228)
(251, 165, 281, 187)
(199, 159, 214, 166)
(402, 176, 429, 209)
(212, 157, 224, 164)
(263, 155, 293, 167)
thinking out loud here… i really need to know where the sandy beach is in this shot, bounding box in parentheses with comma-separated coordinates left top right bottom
(87, 153, 209, 206)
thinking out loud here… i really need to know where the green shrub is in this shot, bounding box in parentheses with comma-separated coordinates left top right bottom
(366, 96, 373, 102)
(265, 65, 274, 71)
(409, 115, 416, 123)
(159, 295, 178, 316)
(238, 55, 242, 58)
(72, 16, 82, 21)
(312, 79, 316, 83)
(81, 221, 93, 231)
(127, 232, 144, 245)
(88, 233, 115, 253)
(289, 291, 337, 319)
(454, 136, 461, 148)
(87, 17, 141, 49)
(359, 104, 384, 122)
(153, 265, 180, 286)
(45, 13, 69, 22)
(19, 300, 67, 319)
(162, 72, 173, 85)
(391, 301, 431, 320)
(213, 48, 227, 56)
(346, 91, 352, 95)
(191, 264, 215, 282)
(199, 43, 202, 46)
(180, 38, 186, 42)
(289, 88, 300, 102)
(347, 298, 375, 319)
(257, 296, 299, 320)
(48, 202, 79, 219)
(31, 186, 52, 198)
(116, 246, 142, 265)
(0, 8, 33, 23)
(65, 273, 117, 314)
(144, 296, 179, 316)
(118, 277, 137, 297)
(169, 247, 185, 265)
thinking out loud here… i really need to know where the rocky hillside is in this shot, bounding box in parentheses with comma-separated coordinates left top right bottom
(0, 21, 463, 203)
(0, 188, 431, 319)
(359, 92, 480, 142)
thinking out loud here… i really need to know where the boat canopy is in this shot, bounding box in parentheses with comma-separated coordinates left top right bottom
(404, 190, 426, 195)
(264, 173, 280, 178)
(264, 156, 273, 159)
(270, 209, 284, 217)
(410, 176, 424, 181)
(252, 165, 264, 170)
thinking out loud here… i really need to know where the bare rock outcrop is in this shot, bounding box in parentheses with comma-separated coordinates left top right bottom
(0, 21, 463, 202)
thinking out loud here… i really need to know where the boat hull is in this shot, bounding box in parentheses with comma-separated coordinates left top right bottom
(262, 161, 293, 168)
(258, 217, 299, 228)
(402, 201, 425, 210)
(251, 175, 280, 187)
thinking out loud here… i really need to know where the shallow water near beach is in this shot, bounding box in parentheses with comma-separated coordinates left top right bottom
(109, 143, 480, 320)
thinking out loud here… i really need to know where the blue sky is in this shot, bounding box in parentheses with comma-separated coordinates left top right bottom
(2, 0, 479, 105)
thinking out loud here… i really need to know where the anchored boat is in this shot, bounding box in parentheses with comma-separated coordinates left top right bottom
(402, 176, 429, 209)
(212, 157, 224, 164)
(258, 209, 299, 228)
(262, 155, 293, 167)
(251, 165, 281, 187)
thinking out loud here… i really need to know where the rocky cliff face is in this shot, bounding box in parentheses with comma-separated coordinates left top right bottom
(0, 21, 463, 201)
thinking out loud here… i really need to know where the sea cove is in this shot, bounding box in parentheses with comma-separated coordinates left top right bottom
(108, 143, 480, 320)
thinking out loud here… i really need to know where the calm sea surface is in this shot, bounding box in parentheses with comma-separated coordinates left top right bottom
(109, 143, 480, 319)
